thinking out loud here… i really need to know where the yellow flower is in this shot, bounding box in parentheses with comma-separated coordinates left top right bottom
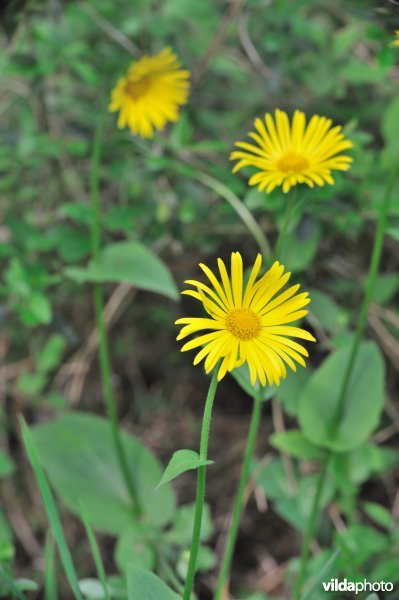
(108, 47, 190, 138)
(231, 109, 353, 194)
(176, 252, 315, 386)
(390, 31, 399, 47)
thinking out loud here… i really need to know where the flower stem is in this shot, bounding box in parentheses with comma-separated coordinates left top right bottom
(191, 170, 271, 258)
(274, 191, 298, 261)
(90, 117, 142, 517)
(214, 391, 263, 600)
(183, 369, 219, 600)
(294, 163, 398, 599)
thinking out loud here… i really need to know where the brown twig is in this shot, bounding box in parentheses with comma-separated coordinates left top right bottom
(56, 283, 137, 404)
(191, 0, 245, 86)
(80, 3, 139, 57)
(1, 479, 42, 559)
(368, 304, 399, 371)
(238, 13, 272, 78)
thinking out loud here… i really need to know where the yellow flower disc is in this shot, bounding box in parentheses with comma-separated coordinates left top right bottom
(176, 252, 316, 387)
(108, 47, 190, 138)
(230, 109, 354, 194)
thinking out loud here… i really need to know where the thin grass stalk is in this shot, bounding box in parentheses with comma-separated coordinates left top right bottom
(44, 534, 57, 600)
(20, 417, 83, 600)
(80, 502, 110, 600)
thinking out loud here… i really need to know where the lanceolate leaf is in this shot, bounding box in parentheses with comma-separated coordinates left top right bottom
(157, 449, 213, 488)
(127, 567, 181, 600)
(270, 430, 323, 460)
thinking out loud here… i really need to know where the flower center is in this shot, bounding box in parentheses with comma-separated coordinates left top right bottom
(226, 308, 261, 341)
(278, 153, 309, 174)
(125, 75, 152, 100)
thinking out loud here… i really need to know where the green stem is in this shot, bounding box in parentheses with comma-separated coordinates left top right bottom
(90, 117, 142, 516)
(294, 163, 398, 599)
(293, 454, 329, 599)
(214, 392, 263, 600)
(274, 191, 298, 261)
(189, 170, 271, 258)
(183, 369, 219, 600)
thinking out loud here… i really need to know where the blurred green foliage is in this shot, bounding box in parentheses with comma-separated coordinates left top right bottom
(1, 0, 399, 598)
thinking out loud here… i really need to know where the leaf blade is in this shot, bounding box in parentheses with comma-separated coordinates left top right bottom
(157, 449, 214, 488)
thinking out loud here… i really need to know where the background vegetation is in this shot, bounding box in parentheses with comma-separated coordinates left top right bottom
(1, 0, 399, 598)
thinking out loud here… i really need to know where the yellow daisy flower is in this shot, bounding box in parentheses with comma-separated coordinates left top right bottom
(390, 31, 399, 47)
(108, 47, 190, 138)
(231, 109, 353, 194)
(176, 252, 315, 387)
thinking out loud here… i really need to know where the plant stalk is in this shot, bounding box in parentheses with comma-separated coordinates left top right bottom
(187, 169, 271, 258)
(183, 369, 219, 600)
(274, 191, 298, 261)
(294, 163, 398, 599)
(90, 117, 142, 516)
(214, 392, 263, 600)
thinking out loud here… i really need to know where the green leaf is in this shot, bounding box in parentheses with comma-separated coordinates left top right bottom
(276, 367, 312, 417)
(364, 595, 379, 600)
(232, 363, 275, 400)
(308, 290, 347, 334)
(382, 96, 399, 154)
(363, 502, 392, 530)
(36, 334, 66, 373)
(301, 549, 340, 600)
(127, 567, 181, 600)
(0, 450, 15, 477)
(65, 242, 178, 300)
(280, 220, 321, 273)
(31, 412, 175, 534)
(275, 474, 335, 532)
(166, 502, 214, 545)
(371, 273, 399, 305)
(17, 372, 47, 395)
(14, 579, 39, 592)
(255, 457, 294, 502)
(158, 449, 213, 488)
(331, 443, 398, 488)
(115, 526, 156, 574)
(57, 229, 91, 262)
(79, 579, 110, 599)
(335, 524, 388, 567)
(270, 431, 323, 460)
(0, 510, 14, 562)
(299, 342, 385, 452)
(24, 292, 52, 325)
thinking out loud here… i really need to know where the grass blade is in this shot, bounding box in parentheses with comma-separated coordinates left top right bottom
(79, 501, 110, 600)
(301, 549, 341, 600)
(44, 533, 57, 600)
(19, 416, 83, 600)
(0, 566, 27, 600)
